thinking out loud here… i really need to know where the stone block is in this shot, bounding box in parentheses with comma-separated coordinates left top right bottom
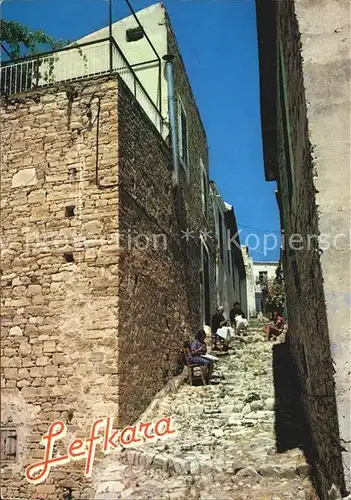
(27, 284, 42, 296)
(171, 457, 190, 475)
(32, 295, 45, 305)
(52, 353, 66, 364)
(19, 342, 32, 356)
(4, 368, 18, 380)
(152, 453, 170, 471)
(9, 326, 23, 336)
(264, 398, 275, 411)
(36, 356, 50, 366)
(259, 464, 297, 479)
(235, 466, 261, 482)
(250, 401, 264, 411)
(7, 357, 22, 368)
(43, 341, 56, 353)
(12, 168, 37, 188)
(18, 368, 29, 378)
(139, 452, 156, 469)
(44, 365, 58, 377)
(189, 460, 201, 475)
(28, 190, 46, 204)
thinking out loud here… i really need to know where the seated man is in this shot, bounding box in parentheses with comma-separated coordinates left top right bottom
(187, 330, 213, 384)
(211, 305, 230, 350)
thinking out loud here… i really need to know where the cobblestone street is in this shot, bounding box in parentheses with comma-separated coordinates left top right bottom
(93, 322, 318, 500)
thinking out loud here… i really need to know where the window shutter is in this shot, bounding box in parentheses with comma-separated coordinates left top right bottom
(1, 427, 17, 462)
(177, 100, 183, 161)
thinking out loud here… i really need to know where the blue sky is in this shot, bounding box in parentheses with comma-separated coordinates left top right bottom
(2, 0, 280, 261)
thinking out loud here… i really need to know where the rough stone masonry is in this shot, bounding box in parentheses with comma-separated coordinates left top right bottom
(0, 74, 215, 499)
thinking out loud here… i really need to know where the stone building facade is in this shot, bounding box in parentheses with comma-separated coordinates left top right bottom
(0, 4, 245, 499)
(0, 5, 246, 498)
(241, 246, 256, 318)
(69, 1, 219, 329)
(256, 0, 350, 497)
(0, 74, 211, 500)
(210, 182, 247, 319)
(253, 261, 279, 316)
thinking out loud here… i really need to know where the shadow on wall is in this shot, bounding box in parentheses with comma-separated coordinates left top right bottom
(272, 341, 333, 497)
(272, 341, 312, 452)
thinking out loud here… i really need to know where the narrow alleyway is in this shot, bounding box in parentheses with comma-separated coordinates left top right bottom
(94, 322, 318, 500)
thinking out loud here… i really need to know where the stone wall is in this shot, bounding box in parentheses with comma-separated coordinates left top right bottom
(1, 77, 120, 499)
(166, 14, 218, 324)
(116, 15, 218, 420)
(1, 66, 217, 497)
(275, 0, 350, 496)
(116, 77, 203, 427)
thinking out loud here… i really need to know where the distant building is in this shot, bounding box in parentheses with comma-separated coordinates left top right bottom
(253, 261, 277, 283)
(240, 251, 278, 317)
(0, 4, 223, 499)
(241, 246, 256, 318)
(252, 261, 278, 315)
(210, 183, 247, 319)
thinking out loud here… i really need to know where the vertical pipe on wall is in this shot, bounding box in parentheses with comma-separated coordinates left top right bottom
(109, 0, 113, 72)
(163, 54, 179, 185)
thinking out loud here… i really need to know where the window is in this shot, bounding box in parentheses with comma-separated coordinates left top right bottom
(178, 98, 189, 167)
(201, 242, 211, 326)
(231, 249, 236, 289)
(200, 159, 208, 216)
(65, 205, 75, 218)
(1, 426, 17, 463)
(126, 27, 144, 42)
(218, 208, 224, 262)
(258, 271, 268, 285)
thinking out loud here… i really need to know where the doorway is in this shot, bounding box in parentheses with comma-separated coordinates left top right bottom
(201, 243, 211, 326)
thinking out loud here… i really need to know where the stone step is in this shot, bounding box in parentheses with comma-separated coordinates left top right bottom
(93, 326, 315, 499)
(120, 448, 312, 482)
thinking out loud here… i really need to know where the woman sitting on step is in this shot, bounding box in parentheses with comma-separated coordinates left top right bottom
(187, 330, 213, 384)
(264, 312, 285, 341)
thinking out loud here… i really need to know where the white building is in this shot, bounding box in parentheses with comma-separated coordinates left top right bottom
(253, 261, 278, 282)
(16, 3, 169, 136)
(253, 261, 278, 314)
(241, 246, 256, 318)
(241, 251, 278, 317)
(211, 183, 247, 319)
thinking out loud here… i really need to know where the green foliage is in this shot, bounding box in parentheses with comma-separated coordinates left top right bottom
(1, 21, 89, 94)
(1, 20, 69, 59)
(266, 279, 285, 313)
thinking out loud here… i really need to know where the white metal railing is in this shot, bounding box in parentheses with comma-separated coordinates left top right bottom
(0, 38, 167, 135)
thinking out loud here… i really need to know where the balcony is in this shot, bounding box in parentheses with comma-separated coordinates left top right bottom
(0, 37, 167, 136)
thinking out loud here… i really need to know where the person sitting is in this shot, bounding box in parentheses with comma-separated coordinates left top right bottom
(187, 330, 213, 384)
(230, 302, 249, 335)
(211, 305, 230, 350)
(264, 312, 285, 340)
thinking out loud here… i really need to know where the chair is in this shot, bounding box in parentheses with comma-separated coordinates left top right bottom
(183, 342, 206, 386)
(212, 331, 229, 352)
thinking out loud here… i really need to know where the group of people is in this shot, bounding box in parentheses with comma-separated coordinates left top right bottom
(211, 302, 249, 349)
(185, 304, 287, 385)
(184, 302, 248, 384)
